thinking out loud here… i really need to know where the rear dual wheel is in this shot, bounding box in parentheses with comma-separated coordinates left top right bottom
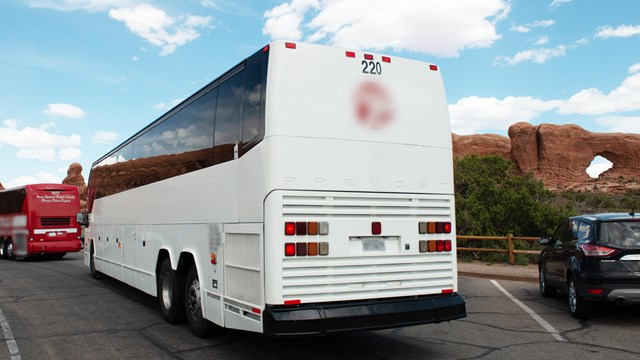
(185, 264, 214, 338)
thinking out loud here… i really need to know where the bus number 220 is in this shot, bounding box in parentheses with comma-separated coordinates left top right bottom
(362, 60, 382, 75)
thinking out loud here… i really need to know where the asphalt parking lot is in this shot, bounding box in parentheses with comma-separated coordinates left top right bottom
(0, 252, 639, 359)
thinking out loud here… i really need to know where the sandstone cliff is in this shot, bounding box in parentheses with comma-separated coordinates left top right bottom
(62, 162, 87, 211)
(454, 122, 640, 192)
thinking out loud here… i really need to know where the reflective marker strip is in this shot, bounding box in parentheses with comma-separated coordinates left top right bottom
(0, 306, 22, 360)
(33, 228, 78, 234)
(490, 280, 566, 342)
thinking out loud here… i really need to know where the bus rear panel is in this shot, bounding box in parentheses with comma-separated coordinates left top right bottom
(0, 184, 82, 259)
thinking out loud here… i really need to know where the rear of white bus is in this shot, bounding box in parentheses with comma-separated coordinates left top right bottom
(260, 41, 466, 336)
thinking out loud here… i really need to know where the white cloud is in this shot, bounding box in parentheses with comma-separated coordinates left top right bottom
(91, 131, 119, 144)
(496, 45, 566, 65)
(263, 0, 510, 57)
(109, 4, 212, 56)
(154, 98, 183, 111)
(549, 0, 571, 9)
(450, 65, 640, 133)
(17, 148, 57, 161)
(534, 36, 549, 45)
(511, 19, 555, 33)
(131, 55, 139, 61)
(59, 147, 82, 160)
(27, 0, 133, 12)
(596, 116, 640, 133)
(43, 103, 86, 119)
(4, 172, 63, 189)
(532, 19, 555, 28)
(595, 25, 640, 39)
(0, 119, 82, 161)
(558, 71, 640, 115)
(449, 96, 561, 134)
(511, 25, 530, 33)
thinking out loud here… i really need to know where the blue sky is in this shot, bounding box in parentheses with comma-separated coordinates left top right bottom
(1, 0, 639, 188)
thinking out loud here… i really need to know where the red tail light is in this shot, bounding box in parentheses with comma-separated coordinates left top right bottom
(372, 222, 382, 235)
(444, 240, 452, 252)
(284, 299, 301, 305)
(435, 222, 444, 233)
(436, 240, 444, 252)
(579, 243, 618, 257)
(442, 289, 454, 294)
(443, 222, 452, 234)
(296, 221, 307, 235)
(285, 222, 296, 235)
(587, 288, 604, 295)
(284, 243, 295, 256)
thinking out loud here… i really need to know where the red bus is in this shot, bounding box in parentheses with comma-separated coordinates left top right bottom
(0, 184, 82, 260)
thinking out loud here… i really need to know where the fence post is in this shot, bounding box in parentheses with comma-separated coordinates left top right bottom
(508, 233, 515, 265)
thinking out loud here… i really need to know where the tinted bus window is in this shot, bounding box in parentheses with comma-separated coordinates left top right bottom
(91, 89, 217, 198)
(242, 60, 262, 145)
(0, 189, 26, 214)
(214, 70, 245, 165)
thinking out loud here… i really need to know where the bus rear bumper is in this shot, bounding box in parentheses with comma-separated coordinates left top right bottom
(27, 240, 83, 255)
(263, 294, 466, 337)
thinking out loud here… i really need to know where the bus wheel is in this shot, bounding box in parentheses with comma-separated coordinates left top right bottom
(185, 264, 213, 338)
(6, 240, 15, 260)
(158, 258, 185, 324)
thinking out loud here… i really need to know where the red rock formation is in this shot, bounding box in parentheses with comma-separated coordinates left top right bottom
(452, 133, 511, 160)
(62, 162, 87, 211)
(454, 122, 640, 192)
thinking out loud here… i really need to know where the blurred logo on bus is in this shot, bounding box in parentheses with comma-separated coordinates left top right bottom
(353, 81, 394, 129)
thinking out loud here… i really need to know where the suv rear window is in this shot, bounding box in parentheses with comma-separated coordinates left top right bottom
(599, 221, 640, 248)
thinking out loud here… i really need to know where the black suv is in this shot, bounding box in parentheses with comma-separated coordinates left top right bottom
(538, 213, 640, 318)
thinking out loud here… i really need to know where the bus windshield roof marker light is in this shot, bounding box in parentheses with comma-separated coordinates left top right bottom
(346, 51, 356, 58)
(285, 42, 296, 49)
(364, 54, 374, 60)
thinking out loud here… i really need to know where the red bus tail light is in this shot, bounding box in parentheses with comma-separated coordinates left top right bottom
(436, 240, 444, 252)
(372, 222, 382, 235)
(444, 240, 452, 252)
(296, 221, 307, 235)
(284, 243, 295, 256)
(443, 222, 452, 234)
(285, 222, 296, 235)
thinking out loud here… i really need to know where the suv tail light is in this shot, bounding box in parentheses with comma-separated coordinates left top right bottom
(579, 243, 618, 257)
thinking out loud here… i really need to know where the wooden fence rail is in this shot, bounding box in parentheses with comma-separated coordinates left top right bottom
(456, 234, 541, 265)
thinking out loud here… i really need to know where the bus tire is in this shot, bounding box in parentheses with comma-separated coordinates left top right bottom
(6, 239, 15, 260)
(89, 243, 102, 279)
(0, 239, 7, 259)
(185, 264, 213, 338)
(158, 258, 185, 324)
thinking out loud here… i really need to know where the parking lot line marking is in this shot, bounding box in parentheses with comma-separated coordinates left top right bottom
(0, 306, 22, 360)
(490, 280, 566, 342)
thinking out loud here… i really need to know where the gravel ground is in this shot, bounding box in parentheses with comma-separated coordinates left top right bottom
(457, 260, 538, 282)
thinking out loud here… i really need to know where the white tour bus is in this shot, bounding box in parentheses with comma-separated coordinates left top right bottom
(81, 41, 466, 337)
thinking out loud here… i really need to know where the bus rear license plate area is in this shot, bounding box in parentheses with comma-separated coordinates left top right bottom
(349, 236, 400, 254)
